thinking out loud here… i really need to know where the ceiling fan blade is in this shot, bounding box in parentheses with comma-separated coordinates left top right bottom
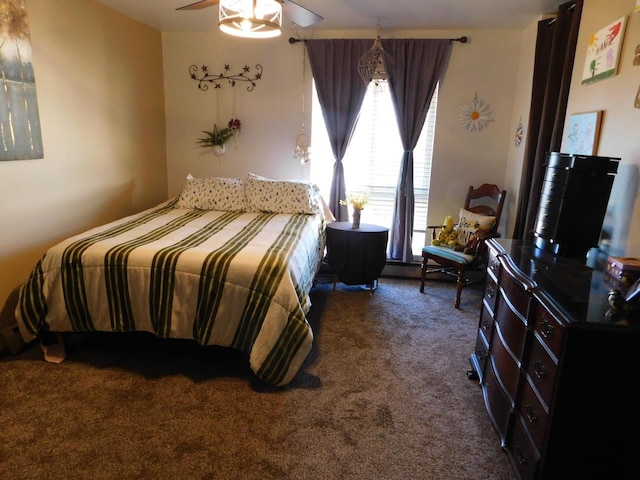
(176, 0, 219, 11)
(284, 0, 324, 28)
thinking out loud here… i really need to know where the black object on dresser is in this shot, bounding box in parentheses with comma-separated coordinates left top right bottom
(533, 152, 620, 258)
(470, 238, 640, 480)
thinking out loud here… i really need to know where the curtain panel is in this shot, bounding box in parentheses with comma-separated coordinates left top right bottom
(305, 39, 371, 221)
(306, 38, 453, 262)
(512, 0, 583, 240)
(385, 39, 452, 262)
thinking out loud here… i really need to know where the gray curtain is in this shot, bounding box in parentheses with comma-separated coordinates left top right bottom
(305, 39, 371, 221)
(385, 39, 452, 262)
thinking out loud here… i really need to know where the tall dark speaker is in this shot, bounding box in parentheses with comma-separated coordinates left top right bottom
(533, 152, 620, 258)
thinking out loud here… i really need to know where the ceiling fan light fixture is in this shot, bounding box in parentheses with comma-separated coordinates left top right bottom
(219, 0, 282, 38)
(358, 36, 393, 85)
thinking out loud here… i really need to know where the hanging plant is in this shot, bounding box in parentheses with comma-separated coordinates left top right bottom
(197, 124, 234, 147)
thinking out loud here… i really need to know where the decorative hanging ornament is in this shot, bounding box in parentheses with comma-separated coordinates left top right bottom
(295, 133, 310, 164)
(294, 43, 311, 165)
(459, 93, 494, 132)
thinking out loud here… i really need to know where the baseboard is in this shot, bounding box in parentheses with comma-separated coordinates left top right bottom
(381, 262, 421, 279)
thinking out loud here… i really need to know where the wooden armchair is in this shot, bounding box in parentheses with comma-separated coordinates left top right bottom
(420, 184, 506, 308)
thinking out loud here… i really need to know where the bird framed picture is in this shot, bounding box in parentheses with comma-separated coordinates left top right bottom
(565, 111, 603, 155)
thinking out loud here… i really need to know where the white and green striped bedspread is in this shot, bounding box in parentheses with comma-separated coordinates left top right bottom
(16, 199, 326, 386)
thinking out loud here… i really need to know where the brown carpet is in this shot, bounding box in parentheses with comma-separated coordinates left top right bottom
(0, 277, 515, 480)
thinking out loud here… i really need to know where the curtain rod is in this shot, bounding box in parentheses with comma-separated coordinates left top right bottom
(288, 36, 468, 44)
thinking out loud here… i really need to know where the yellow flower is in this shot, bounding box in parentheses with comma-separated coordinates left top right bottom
(339, 192, 369, 210)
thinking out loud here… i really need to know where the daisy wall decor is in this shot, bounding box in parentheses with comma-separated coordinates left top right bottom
(459, 93, 494, 132)
(514, 119, 524, 147)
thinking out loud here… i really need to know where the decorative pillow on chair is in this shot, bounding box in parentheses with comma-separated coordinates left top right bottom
(456, 208, 496, 247)
(245, 175, 322, 215)
(176, 176, 246, 211)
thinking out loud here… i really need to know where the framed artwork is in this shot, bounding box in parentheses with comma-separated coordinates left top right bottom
(0, 0, 43, 161)
(582, 16, 627, 85)
(565, 111, 603, 155)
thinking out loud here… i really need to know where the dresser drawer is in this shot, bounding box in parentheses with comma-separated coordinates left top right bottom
(538, 192, 564, 213)
(473, 332, 489, 382)
(531, 305, 564, 363)
(483, 273, 498, 315)
(544, 163, 571, 183)
(490, 327, 520, 403)
(483, 358, 512, 442)
(495, 293, 527, 362)
(508, 416, 540, 480)
(533, 215, 558, 240)
(479, 303, 494, 347)
(545, 151, 573, 169)
(499, 270, 530, 320)
(525, 336, 558, 406)
(487, 247, 501, 280)
(541, 179, 567, 198)
(518, 375, 549, 451)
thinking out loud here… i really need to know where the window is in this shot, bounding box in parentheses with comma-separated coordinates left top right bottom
(310, 82, 438, 261)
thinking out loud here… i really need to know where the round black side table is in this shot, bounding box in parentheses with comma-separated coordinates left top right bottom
(325, 222, 389, 292)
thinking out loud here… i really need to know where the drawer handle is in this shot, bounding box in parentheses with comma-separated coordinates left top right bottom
(525, 404, 538, 424)
(486, 285, 495, 298)
(490, 260, 500, 270)
(540, 319, 554, 338)
(515, 445, 529, 465)
(481, 318, 491, 330)
(533, 360, 547, 379)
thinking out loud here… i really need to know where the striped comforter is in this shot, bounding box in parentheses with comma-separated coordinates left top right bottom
(16, 199, 326, 386)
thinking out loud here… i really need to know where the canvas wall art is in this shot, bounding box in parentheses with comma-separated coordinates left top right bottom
(0, 0, 43, 161)
(581, 16, 627, 86)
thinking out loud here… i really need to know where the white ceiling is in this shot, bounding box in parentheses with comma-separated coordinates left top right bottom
(95, 0, 567, 32)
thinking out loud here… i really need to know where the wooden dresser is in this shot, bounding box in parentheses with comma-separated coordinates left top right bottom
(470, 238, 640, 479)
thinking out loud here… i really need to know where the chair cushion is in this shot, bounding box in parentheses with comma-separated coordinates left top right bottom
(456, 208, 496, 247)
(422, 245, 474, 265)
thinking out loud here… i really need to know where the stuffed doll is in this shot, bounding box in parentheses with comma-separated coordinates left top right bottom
(431, 216, 458, 248)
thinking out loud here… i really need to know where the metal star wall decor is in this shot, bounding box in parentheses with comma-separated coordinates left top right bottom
(189, 64, 263, 92)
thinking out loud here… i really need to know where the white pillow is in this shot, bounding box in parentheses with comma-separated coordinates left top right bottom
(245, 175, 322, 215)
(176, 177, 246, 211)
(456, 208, 496, 247)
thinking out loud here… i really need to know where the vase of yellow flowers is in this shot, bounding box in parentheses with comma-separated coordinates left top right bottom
(340, 192, 369, 229)
(352, 209, 361, 229)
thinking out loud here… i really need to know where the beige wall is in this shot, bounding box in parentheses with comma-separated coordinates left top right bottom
(162, 27, 523, 235)
(504, 0, 640, 257)
(3, 0, 640, 329)
(0, 0, 167, 326)
(562, 0, 640, 256)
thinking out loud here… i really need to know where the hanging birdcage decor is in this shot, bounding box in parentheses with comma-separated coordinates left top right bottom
(358, 36, 393, 86)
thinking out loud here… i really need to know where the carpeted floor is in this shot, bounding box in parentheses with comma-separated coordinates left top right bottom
(0, 277, 515, 480)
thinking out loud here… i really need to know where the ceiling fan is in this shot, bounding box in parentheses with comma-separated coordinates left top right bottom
(176, 0, 324, 29)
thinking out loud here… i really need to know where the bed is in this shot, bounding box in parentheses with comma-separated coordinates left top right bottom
(15, 175, 327, 386)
